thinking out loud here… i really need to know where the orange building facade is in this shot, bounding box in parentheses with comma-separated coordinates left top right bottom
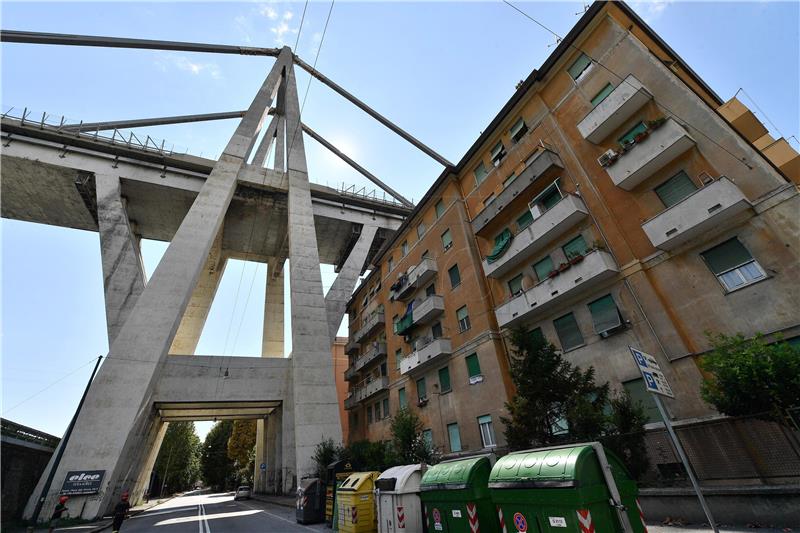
(342, 1, 800, 458)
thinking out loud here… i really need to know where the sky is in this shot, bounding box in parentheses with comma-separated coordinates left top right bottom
(2, 1, 798, 442)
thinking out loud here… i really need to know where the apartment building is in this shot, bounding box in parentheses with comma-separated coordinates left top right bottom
(342, 0, 800, 459)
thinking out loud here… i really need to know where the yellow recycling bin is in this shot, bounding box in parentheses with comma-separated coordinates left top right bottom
(336, 471, 381, 533)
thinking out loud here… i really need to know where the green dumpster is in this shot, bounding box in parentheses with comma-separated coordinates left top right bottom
(420, 455, 499, 533)
(488, 444, 646, 533)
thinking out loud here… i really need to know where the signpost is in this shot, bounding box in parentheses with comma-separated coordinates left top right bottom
(630, 347, 718, 533)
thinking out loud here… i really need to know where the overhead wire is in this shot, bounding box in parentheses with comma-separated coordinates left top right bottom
(501, 0, 759, 171)
(736, 86, 789, 141)
(2, 356, 101, 415)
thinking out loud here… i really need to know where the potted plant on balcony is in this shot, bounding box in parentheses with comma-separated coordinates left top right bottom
(558, 262, 571, 273)
(647, 117, 667, 130)
(547, 269, 560, 279)
(568, 253, 585, 265)
(633, 129, 649, 143)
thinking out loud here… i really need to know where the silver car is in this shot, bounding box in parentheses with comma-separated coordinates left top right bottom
(233, 485, 251, 500)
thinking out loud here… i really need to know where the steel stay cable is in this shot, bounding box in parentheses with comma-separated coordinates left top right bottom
(2, 355, 101, 415)
(501, 0, 757, 170)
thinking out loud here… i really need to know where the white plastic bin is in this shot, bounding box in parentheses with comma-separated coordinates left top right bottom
(375, 464, 427, 533)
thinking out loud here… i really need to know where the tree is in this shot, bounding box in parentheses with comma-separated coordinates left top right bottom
(227, 420, 257, 486)
(501, 327, 649, 478)
(312, 438, 341, 479)
(390, 408, 436, 464)
(700, 333, 800, 418)
(201, 421, 235, 490)
(153, 422, 201, 496)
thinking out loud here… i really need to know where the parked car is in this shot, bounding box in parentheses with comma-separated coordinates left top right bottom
(234, 486, 251, 500)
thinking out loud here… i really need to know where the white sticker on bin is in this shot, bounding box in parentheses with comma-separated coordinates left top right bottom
(452, 509, 461, 518)
(549, 516, 567, 527)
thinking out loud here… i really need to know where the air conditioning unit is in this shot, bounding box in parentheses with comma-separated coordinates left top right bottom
(597, 149, 617, 167)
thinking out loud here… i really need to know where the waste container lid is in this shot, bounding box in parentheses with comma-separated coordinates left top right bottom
(376, 464, 425, 494)
(488, 445, 629, 489)
(338, 471, 380, 492)
(299, 477, 321, 491)
(420, 455, 491, 492)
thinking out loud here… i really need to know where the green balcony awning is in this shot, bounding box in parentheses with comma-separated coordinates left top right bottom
(486, 228, 513, 264)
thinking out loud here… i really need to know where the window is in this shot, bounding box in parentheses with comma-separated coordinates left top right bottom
(490, 141, 507, 167)
(417, 223, 426, 239)
(655, 171, 698, 208)
(568, 52, 592, 80)
(562, 234, 589, 259)
(448, 264, 461, 288)
(503, 174, 518, 190)
(416, 377, 427, 401)
(516, 209, 534, 230)
(529, 181, 563, 219)
(447, 423, 462, 452)
(435, 199, 445, 219)
(510, 117, 528, 144)
(422, 429, 433, 448)
(352, 412, 359, 428)
(395, 348, 403, 369)
(380, 362, 387, 376)
(425, 283, 436, 297)
(483, 193, 495, 207)
(374, 401, 381, 420)
(441, 229, 453, 250)
(590, 83, 614, 106)
(367, 404, 373, 424)
(701, 238, 766, 291)
(382, 398, 390, 419)
(478, 415, 497, 447)
(508, 274, 524, 296)
(618, 121, 648, 146)
(588, 294, 622, 335)
(398, 387, 407, 409)
(474, 162, 489, 185)
(421, 249, 430, 259)
(438, 366, 452, 393)
(533, 255, 554, 281)
(401, 240, 409, 257)
(387, 256, 394, 273)
(554, 312, 584, 351)
(623, 379, 661, 423)
(465, 353, 482, 378)
(432, 321, 443, 339)
(530, 327, 545, 344)
(456, 306, 471, 332)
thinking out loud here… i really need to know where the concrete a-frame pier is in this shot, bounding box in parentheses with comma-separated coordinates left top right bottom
(6, 46, 407, 522)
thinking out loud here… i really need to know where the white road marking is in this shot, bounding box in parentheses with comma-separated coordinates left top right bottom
(238, 500, 319, 531)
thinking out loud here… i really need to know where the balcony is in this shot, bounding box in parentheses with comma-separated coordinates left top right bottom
(412, 295, 445, 326)
(391, 258, 439, 301)
(483, 194, 589, 279)
(345, 339, 359, 355)
(400, 338, 452, 376)
(642, 177, 752, 250)
(471, 149, 564, 235)
(606, 118, 695, 190)
(495, 250, 619, 329)
(352, 312, 385, 343)
(344, 342, 387, 381)
(344, 376, 390, 410)
(578, 75, 653, 143)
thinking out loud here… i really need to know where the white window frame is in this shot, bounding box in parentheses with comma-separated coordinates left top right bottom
(716, 259, 767, 292)
(474, 162, 489, 185)
(509, 118, 528, 144)
(478, 415, 496, 448)
(490, 141, 507, 167)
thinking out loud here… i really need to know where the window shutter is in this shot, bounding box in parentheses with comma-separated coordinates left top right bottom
(588, 294, 621, 333)
(474, 162, 488, 184)
(508, 274, 523, 295)
(568, 53, 592, 79)
(591, 83, 615, 106)
(438, 367, 451, 392)
(618, 121, 648, 145)
(516, 209, 534, 230)
(655, 171, 698, 208)
(701, 238, 754, 274)
(398, 387, 406, 409)
(554, 313, 584, 351)
(441, 229, 453, 249)
(465, 353, 481, 377)
(416, 378, 426, 399)
(435, 200, 445, 219)
(533, 256, 554, 281)
(456, 306, 468, 322)
(562, 235, 589, 259)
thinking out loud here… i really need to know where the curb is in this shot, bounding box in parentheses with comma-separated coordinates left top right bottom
(250, 494, 296, 509)
(84, 495, 178, 533)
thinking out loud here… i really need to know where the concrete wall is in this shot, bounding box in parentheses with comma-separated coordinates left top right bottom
(1, 438, 57, 523)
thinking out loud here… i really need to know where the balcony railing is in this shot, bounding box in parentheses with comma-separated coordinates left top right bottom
(412, 295, 445, 326)
(390, 257, 439, 301)
(353, 312, 385, 343)
(400, 338, 452, 376)
(471, 149, 564, 235)
(578, 75, 653, 143)
(344, 342, 388, 381)
(495, 250, 619, 329)
(605, 118, 695, 190)
(345, 339, 359, 355)
(642, 177, 752, 250)
(483, 194, 589, 279)
(344, 376, 390, 410)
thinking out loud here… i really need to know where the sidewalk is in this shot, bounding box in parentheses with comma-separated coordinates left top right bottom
(249, 492, 296, 508)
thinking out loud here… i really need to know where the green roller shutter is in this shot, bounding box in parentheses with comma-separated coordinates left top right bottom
(701, 238, 754, 274)
(554, 313, 584, 351)
(619, 121, 648, 145)
(435, 200, 445, 219)
(438, 366, 451, 393)
(487, 228, 513, 263)
(398, 387, 407, 409)
(516, 209, 534, 230)
(568, 53, 592, 80)
(562, 234, 589, 259)
(588, 294, 621, 333)
(591, 83, 615, 106)
(447, 423, 462, 452)
(416, 377, 427, 400)
(465, 353, 481, 377)
(533, 255, 554, 281)
(655, 171, 698, 208)
(508, 274, 524, 295)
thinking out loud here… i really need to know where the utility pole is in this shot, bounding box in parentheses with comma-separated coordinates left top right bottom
(160, 444, 175, 497)
(30, 356, 103, 526)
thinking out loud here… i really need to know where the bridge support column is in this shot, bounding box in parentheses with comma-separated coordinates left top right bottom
(96, 173, 146, 345)
(262, 258, 285, 357)
(325, 224, 378, 344)
(284, 53, 342, 488)
(24, 49, 291, 522)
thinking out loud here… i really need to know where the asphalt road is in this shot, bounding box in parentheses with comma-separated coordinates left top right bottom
(118, 492, 328, 532)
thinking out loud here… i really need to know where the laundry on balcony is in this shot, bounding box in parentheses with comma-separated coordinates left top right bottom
(486, 228, 514, 264)
(395, 301, 415, 335)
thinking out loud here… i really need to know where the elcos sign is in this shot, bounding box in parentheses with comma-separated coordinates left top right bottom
(60, 470, 105, 495)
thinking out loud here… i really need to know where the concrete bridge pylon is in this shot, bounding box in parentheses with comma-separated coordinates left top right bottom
(20, 47, 379, 522)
